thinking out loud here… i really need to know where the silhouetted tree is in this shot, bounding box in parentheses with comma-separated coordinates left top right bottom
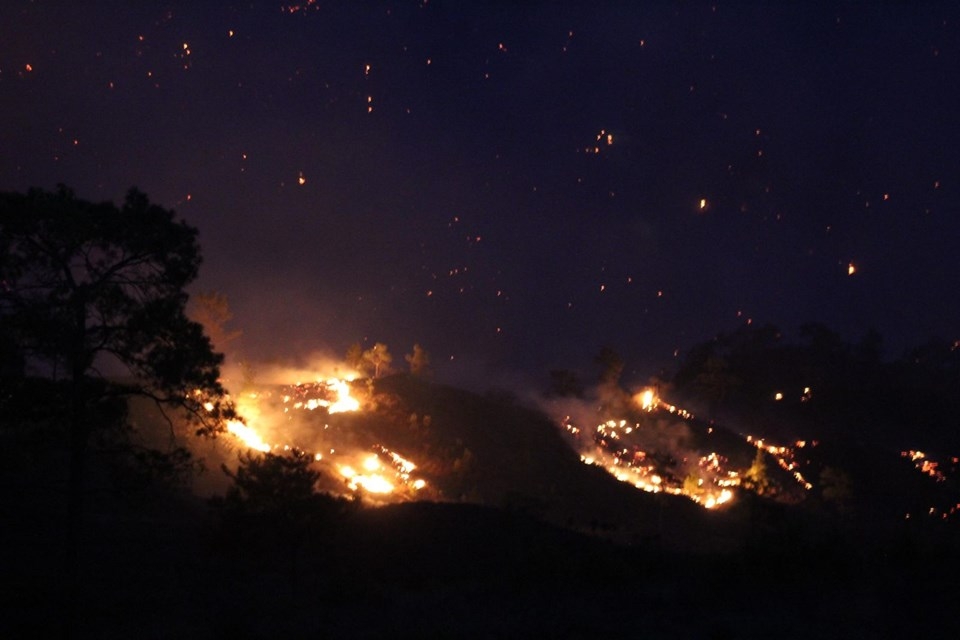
(902, 338, 960, 391)
(743, 448, 772, 496)
(683, 472, 703, 497)
(546, 368, 584, 398)
(799, 322, 848, 386)
(594, 346, 630, 415)
(362, 342, 392, 378)
(672, 339, 717, 389)
(405, 343, 431, 376)
(594, 346, 624, 387)
(345, 342, 364, 371)
(0, 185, 234, 600)
(819, 465, 853, 515)
(189, 290, 242, 352)
(219, 450, 329, 520)
(0, 320, 25, 377)
(854, 328, 884, 365)
(214, 449, 355, 585)
(238, 359, 257, 392)
(693, 355, 742, 416)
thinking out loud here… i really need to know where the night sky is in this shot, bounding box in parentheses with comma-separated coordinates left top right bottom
(3, 1, 959, 388)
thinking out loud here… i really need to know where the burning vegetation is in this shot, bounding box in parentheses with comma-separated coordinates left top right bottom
(207, 331, 960, 531)
(557, 387, 813, 510)
(215, 372, 431, 503)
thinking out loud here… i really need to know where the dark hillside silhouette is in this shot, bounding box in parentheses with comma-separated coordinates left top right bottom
(672, 323, 960, 452)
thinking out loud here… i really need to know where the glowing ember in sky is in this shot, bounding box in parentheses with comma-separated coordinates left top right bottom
(3, 1, 957, 403)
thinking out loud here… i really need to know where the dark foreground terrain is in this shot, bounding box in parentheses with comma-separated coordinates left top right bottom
(3, 487, 959, 639)
(4, 349, 960, 638)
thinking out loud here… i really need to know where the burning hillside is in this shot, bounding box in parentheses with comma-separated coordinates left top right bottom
(198, 370, 735, 548)
(206, 359, 960, 543)
(553, 384, 960, 524)
(553, 388, 814, 510)
(215, 375, 432, 503)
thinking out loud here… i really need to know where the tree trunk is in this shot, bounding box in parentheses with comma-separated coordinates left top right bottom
(64, 297, 90, 634)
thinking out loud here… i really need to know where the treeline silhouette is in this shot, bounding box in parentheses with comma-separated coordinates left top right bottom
(670, 322, 960, 452)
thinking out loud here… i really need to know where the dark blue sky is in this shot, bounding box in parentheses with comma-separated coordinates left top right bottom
(3, 1, 958, 388)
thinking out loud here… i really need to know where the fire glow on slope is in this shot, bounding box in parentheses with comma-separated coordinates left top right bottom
(901, 449, 949, 483)
(218, 374, 427, 500)
(561, 388, 830, 509)
(746, 435, 813, 490)
(338, 448, 427, 494)
(281, 378, 360, 414)
(562, 389, 735, 509)
(573, 386, 960, 518)
(900, 450, 960, 521)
